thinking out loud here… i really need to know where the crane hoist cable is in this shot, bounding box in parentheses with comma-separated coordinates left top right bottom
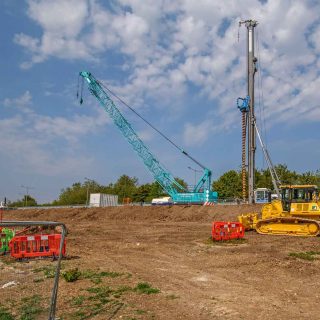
(77, 75, 207, 171)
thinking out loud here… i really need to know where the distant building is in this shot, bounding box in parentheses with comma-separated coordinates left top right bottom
(89, 193, 118, 207)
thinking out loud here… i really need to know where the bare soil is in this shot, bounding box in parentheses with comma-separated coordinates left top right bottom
(1, 204, 320, 320)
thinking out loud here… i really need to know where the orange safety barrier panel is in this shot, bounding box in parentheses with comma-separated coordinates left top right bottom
(9, 234, 66, 259)
(212, 221, 245, 241)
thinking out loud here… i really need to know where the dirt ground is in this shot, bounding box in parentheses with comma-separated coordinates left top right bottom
(1, 204, 320, 320)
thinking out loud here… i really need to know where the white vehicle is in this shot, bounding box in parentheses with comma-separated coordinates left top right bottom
(254, 188, 271, 203)
(151, 197, 173, 206)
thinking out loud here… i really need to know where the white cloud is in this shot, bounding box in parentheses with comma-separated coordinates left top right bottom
(13, 0, 320, 135)
(0, 92, 110, 175)
(0, 115, 93, 176)
(136, 129, 155, 142)
(14, 0, 92, 67)
(3, 91, 32, 109)
(27, 0, 88, 37)
(309, 24, 320, 54)
(183, 119, 213, 146)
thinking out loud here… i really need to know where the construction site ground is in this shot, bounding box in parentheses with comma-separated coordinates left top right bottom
(1, 204, 320, 320)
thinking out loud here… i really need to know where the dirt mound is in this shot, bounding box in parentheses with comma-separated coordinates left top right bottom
(6, 204, 262, 224)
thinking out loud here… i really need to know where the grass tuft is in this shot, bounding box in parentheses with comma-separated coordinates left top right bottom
(134, 282, 160, 295)
(0, 305, 14, 320)
(166, 294, 179, 300)
(81, 270, 123, 284)
(32, 265, 57, 278)
(71, 296, 86, 306)
(289, 251, 320, 261)
(62, 268, 81, 282)
(19, 295, 44, 320)
(204, 237, 247, 246)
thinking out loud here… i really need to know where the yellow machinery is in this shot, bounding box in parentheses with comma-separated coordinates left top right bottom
(239, 185, 320, 236)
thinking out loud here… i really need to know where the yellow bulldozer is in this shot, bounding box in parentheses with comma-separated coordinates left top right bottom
(239, 185, 320, 236)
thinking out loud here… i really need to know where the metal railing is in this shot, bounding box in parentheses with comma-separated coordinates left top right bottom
(0, 220, 67, 320)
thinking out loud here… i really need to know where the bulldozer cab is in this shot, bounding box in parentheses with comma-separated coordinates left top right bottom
(280, 185, 318, 212)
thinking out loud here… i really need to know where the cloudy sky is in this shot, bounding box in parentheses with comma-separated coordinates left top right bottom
(1, 0, 320, 203)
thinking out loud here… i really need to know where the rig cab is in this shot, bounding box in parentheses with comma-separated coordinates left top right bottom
(280, 185, 319, 215)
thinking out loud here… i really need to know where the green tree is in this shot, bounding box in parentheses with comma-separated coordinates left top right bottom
(132, 184, 152, 202)
(212, 170, 242, 199)
(146, 182, 167, 201)
(10, 195, 37, 207)
(255, 168, 273, 190)
(50, 167, 320, 205)
(100, 183, 116, 195)
(113, 175, 138, 202)
(54, 180, 103, 205)
(298, 170, 320, 186)
(274, 164, 298, 185)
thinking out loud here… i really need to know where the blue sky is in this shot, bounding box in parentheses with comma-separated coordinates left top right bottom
(1, 0, 320, 203)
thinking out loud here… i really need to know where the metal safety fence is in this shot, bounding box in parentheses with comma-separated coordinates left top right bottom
(0, 220, 67, 320)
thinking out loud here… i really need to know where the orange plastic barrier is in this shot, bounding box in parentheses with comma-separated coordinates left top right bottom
(212, 221, 245, 241)
(9, 234, 66, 259)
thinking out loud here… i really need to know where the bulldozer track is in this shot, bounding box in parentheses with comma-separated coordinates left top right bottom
(256, 217, 320, 237)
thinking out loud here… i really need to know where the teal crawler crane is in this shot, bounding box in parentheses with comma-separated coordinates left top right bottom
(79, 71, 217, 204)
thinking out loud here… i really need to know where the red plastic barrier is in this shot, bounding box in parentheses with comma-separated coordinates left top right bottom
(212, 221, 245, 241)
(9, 234, 66, 259)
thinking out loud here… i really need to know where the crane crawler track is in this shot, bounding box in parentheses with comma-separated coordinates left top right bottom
(255, 217, 320, 237)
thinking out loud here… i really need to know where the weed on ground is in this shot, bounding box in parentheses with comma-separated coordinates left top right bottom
(289, 251, 320, 261)
(204, 237, 247, 246)
(0, 295, 47, 320)
(80, 270, 123, 284)
(60, 269, 160, 319)
(32, 264, 60, 278)
(0, 305, 14, 320)
(19, 295, 46, 320)
(133, 283, 160, 295)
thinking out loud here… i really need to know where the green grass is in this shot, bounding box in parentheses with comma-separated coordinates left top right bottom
(66, 280, 160, 319)
(33, 278, 44, 283)
(99, 271, 122, 278)
(289, 251, 320, 261)
(86, 286, 113, 304)
(204, 237, 247, 246)
(70, 287, 125, 320)
(62, 268, 81, 282)
(0, 305, 14, 320)
(166, 294, 179, 300)
(71, 295, 86, 306)
(32, 266, 123, 284)
(80, 270, 123, 284)
(19, 295, 45, 320)
(134, 309, 147, 315)
(133, 282, 160, 295)
(3, 267, 161, 320)
(32, 265, 58, 278)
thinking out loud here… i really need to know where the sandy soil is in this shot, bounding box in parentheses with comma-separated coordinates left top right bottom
(1, 205, 320, 320)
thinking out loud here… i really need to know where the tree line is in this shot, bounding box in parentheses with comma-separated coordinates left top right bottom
(8, 164, 320, 206)
(212, 164, 320, 198)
